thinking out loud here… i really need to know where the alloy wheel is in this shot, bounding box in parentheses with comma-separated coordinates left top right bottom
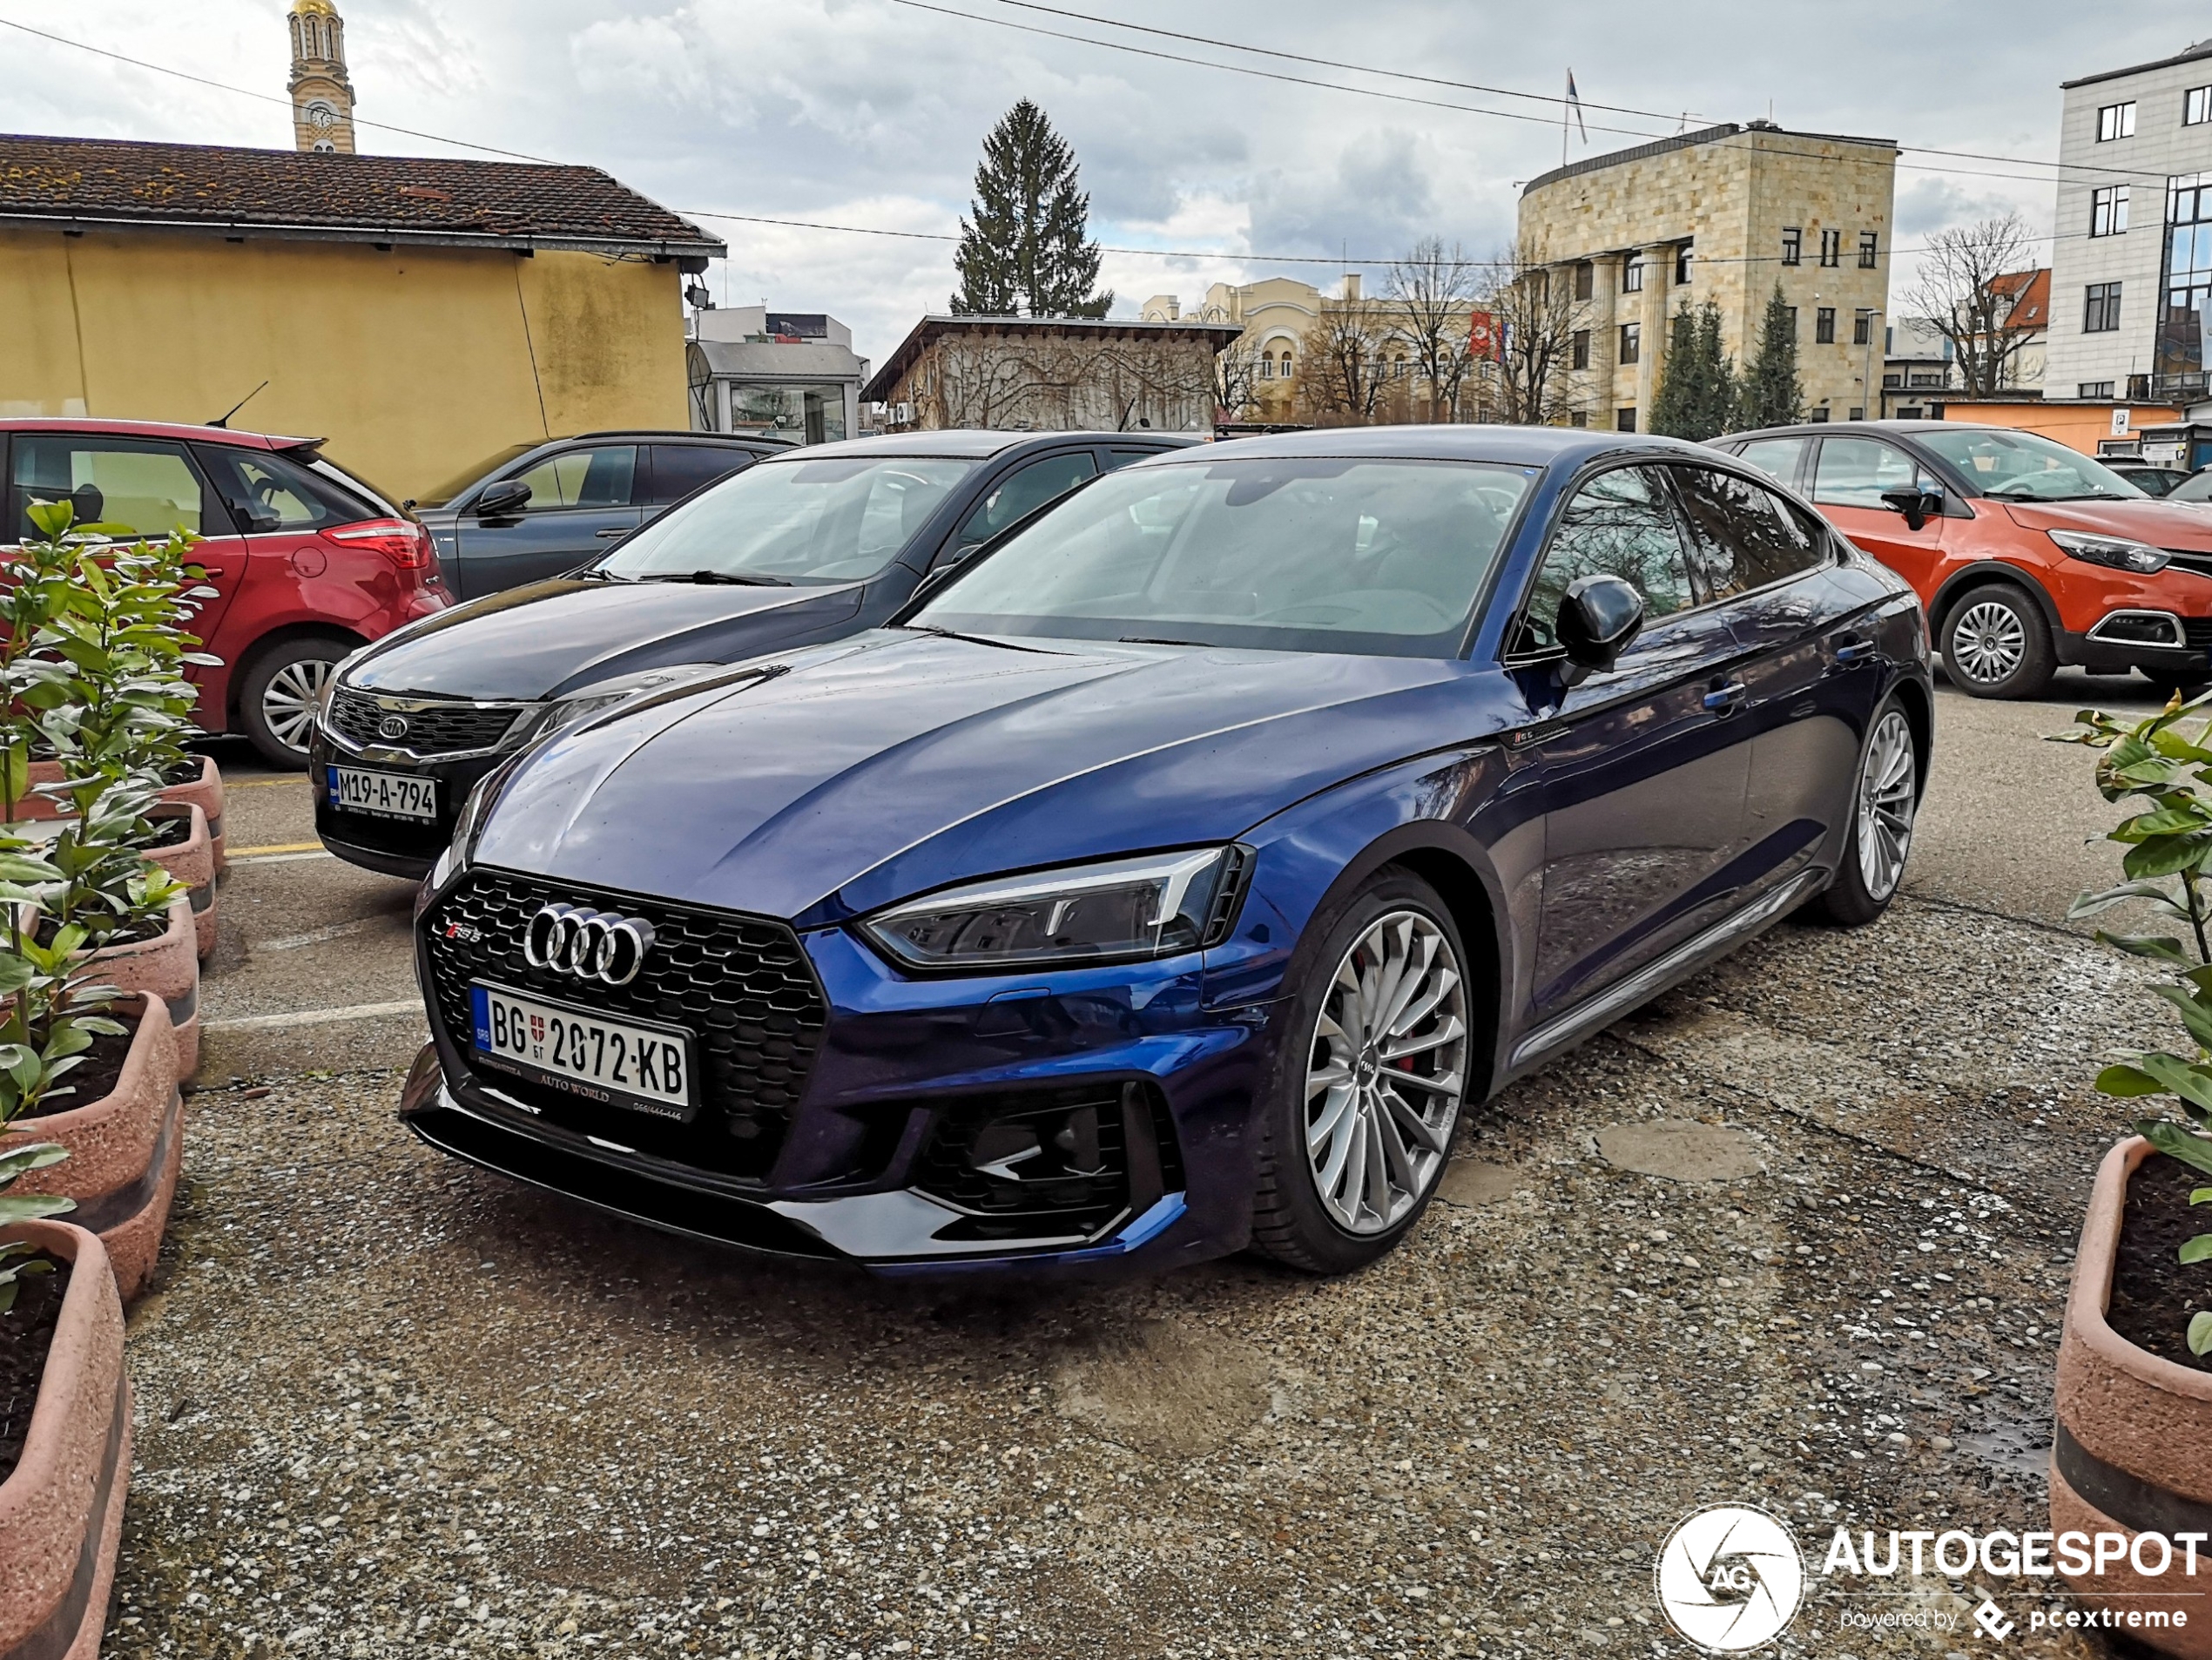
(1950, 600, 2026, 685)
(1856, 708, 1917, 901)
(262, 658, 334, 754)
(1304, 910, 1467, 1235)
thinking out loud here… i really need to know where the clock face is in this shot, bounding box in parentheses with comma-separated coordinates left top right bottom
(307, 102, 338, 130)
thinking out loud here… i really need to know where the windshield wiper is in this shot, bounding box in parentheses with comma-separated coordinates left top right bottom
(1118, 635, 1210, 647)
(639, 570, 792, 587)
(896, 623, 1060, 654)
(573, 567, 630, 582)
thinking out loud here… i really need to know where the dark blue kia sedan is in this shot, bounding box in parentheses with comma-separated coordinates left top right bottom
(401, 427, 1931, 1276)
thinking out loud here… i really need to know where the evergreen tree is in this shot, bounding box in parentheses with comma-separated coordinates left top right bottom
(1649, 301, 1738, 441)
(1739, 284, 1804, 429)
(950, 101, 1112, 319)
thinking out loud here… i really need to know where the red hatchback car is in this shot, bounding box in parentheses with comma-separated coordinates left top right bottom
(3, 418, 448, 764)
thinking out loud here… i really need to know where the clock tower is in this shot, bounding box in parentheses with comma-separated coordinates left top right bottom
(288, 0, 356, 154)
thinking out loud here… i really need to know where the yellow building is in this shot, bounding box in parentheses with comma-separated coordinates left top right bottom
(1517, 121, 1898, 430)
(0, 133, 721, 501)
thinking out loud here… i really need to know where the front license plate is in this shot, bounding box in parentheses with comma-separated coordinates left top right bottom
(328, 766, 437, 821)
(469, 982, 694, 1122)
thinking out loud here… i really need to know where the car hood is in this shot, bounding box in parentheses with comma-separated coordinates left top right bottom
(341, 579, 867, 701)
(471, 631, 1513, 924)
(2000, 497, 2212, 549)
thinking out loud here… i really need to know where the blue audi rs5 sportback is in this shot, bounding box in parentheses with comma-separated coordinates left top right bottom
(401, 426, 1932, 1277)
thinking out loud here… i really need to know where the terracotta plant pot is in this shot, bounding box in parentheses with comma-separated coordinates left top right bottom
(2053, 1136, 2212, 1657)
(143, 804, 217, 961)
(0, 1219, 131, 1660)
(79, 896, 199, 1080)
(0, 992, 182, 1303)
(16, 757, 226, 873)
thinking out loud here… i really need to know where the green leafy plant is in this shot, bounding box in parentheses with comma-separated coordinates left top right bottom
(2055, 693, 2212, 1355)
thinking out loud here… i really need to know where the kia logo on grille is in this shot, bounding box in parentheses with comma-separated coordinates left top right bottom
(522, 904, 656, 986)
(377, 714, 409, 740)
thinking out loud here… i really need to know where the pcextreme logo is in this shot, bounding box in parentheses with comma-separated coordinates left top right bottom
(1654, 1505, 1805, 1652)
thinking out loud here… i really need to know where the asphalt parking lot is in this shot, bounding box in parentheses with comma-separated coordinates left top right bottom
(113, 673, 2182, 1659)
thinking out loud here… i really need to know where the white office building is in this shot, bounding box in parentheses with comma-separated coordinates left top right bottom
(2046, 40, 2212, 402)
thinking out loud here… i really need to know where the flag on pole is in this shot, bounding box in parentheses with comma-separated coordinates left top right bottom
(1566, 70, 1588, 143)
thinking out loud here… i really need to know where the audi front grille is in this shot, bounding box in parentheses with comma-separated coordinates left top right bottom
(421, 868, 829, 1181)
(328, 688, 526, 755)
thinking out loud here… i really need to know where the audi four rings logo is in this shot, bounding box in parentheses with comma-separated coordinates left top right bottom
(523, 904, 656, 985)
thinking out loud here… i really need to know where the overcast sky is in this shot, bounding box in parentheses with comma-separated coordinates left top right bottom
(2, 1, 2196, 368)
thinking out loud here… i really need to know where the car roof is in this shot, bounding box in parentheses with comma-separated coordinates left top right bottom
(1719, 419, 1973, 442)
(761, 429, 1198, 462)
(0, 415, 315, 451)
(1156, 423, 1727, 469)
(563, 429, 792, 447)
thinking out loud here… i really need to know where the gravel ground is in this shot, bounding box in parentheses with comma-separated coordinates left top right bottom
(105, 890, 2153, 1660)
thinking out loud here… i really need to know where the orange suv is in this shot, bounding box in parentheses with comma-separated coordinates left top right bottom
(1714, 420, 2212, 698)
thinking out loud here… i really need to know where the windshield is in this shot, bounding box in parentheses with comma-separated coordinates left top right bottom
(1917, 428, 2148, 503)
(914, 457, 1535, 657)
(2171, 470, 2212, 503)
(417, 443, 537, 509)
(601, 455, 976, 584)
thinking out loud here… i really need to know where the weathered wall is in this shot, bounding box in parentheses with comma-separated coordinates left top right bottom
(0, 228, 687, 499)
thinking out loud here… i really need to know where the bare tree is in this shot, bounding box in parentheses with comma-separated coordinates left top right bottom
(1901, 214, 2041, 398)
(1213, 343, 1265, 424)
(914, 328, 1218, 431)
(1481, 242, 1586, 425)
(1387, 238, 1480, 421)
(1297, 294, 1393, 427)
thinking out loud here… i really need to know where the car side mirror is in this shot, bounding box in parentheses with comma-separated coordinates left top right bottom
(1555, 574, 1644, 686)
(1879, 486, 1944, 531)
(474, 478, 532, 519)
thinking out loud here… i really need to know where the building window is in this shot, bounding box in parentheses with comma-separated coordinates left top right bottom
(2189, 86, 2212, 126)
(1848, 407, 1865, 421)
(1781, 227, 1802, 267)
(2091, 185, 2129, 237)
(1278, 349, 1294, 379)
(1675, 244, 1693, 285)
(2080, 381, 2117, 397)
(1815, 307, 1837, 345)
(1619, 322, 1641, 364)
(1882, 372, 1902, 388)
(1622, 253, 1644, 294)
(1818, 229, 1841, 267)
(2085, 280, 2123, 333)
(1852, 312, 1872, 346)
(1258, 354, 1274, 381)
(1784, 306, 1798, 338)
(1858, 231, 1878, 269)
(1571, 328, 1590, 370)
(1807, 407, 1831, 422)
(1574, 261, 1594, 300)
(1569, 410, 1588, 428)
(1616, 407, 1636, 433)
(2098, 100, 2136, 142)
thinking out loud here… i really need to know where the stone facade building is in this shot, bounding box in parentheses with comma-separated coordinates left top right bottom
(1517, 121, 1898, 430)
(862, 315, 1239, 433)
(287, 0, 357, 154)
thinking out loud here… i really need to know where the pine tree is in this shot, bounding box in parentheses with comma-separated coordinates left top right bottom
(950, 101, 1112, 319)
(1739, 284, 1804, 429)
(1649, 301, 1738, 441)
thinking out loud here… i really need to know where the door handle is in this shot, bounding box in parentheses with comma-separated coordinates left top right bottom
(1833, 635, 1874, 664)
(595, 528, 630, 538)
(1703, 681, 1748, 712)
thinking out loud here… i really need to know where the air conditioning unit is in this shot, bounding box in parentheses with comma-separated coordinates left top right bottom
(890, 402, 916, 426)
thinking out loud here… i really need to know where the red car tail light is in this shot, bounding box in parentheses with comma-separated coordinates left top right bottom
(326, 517, 432, 570)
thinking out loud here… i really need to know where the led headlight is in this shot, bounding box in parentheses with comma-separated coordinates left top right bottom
(859, 846, 1251, 971)
(2049, 529, 2170, 574)
(509, 663, 725, 749)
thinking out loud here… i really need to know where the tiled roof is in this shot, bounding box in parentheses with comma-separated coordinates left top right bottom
(0, 133, 724, 260)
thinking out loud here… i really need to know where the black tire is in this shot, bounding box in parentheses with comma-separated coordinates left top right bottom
(237, 635, 352, 768)
(1250, 868, 1472, 1275)
(1815, 695, 1920, 927)
(2140, 669, 2211, 700)
(1939, 583, 2054, 699)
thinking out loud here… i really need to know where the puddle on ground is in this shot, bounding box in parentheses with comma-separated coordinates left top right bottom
(1955, 1420, 2052, 1484)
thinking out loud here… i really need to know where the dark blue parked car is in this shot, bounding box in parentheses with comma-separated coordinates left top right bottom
(401, 427, 1931, 1276)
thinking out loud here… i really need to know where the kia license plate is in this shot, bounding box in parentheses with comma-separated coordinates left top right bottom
(328, 766, 437, 821)
(469, 982, 693, 1122)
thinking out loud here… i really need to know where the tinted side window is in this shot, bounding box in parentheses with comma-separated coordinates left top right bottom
(1811, 437, 1925, 509)
(1105, 447, 1161, 472)
(1670, 466, 1827, 598)
(14, 436, 211, 538)
(511, 445, 636, 510)
(195, 445, 374, 533)
(1735, 436, 1810, 489)
(648, 444, 752, 504)
(1520, 466, 1695, 652)
(952, 451, 1099, 552)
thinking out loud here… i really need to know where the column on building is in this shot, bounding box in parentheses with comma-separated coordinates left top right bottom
(1587, 254, 1620, 426)
(1635, 243, 1672, 426)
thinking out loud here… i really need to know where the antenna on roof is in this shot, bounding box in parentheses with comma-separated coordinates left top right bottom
(207, 380, 269, 429)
